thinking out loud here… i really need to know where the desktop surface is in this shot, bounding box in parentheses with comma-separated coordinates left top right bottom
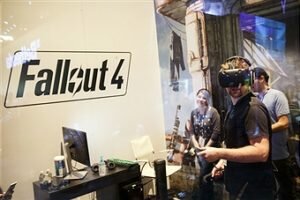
(33, 164, 141, 200)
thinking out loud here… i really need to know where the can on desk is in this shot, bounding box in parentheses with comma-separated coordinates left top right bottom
(54, 155, 66, 177)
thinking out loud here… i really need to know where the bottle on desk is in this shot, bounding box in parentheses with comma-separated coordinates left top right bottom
(99, 156, 106, 176)
(45, 169, 52, 184)
(39, 171, 45, 183)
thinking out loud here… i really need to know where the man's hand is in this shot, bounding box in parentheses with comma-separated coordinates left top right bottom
(198, 147, 221, 162)
(211, 159, 226, 179)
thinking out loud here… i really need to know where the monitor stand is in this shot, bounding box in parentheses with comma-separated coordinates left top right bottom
(62, 142, 89, 180)
(64, 170, 88, 180)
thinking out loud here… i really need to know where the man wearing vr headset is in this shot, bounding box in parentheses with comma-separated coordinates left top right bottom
(199, 56, 275, 199)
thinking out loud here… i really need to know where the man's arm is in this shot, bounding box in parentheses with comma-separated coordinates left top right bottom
(272, 90, 290, 133)
(199, 134, 270, 163)
(272, 114, 289, 132)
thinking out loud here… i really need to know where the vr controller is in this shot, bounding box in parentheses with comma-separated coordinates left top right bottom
(218, 68, 253, 88)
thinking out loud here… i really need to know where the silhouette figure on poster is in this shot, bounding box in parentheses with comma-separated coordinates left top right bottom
(169, 31, 185, 91)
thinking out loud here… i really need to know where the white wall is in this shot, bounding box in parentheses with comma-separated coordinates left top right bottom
(0, 1, 165, 199)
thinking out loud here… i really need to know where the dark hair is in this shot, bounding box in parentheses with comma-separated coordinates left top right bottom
(253, 67, 269, 83)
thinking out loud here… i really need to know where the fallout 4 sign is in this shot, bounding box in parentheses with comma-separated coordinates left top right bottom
(5, 51, 131, 108)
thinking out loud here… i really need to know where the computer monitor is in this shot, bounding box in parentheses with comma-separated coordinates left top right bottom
(62, 126, 91, 180)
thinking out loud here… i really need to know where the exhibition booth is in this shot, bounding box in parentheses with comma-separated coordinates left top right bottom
(0, 0, 299, 199)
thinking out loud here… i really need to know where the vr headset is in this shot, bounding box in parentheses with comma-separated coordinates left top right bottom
(218, 68, 253, 88)
(218, 56, 253, 88)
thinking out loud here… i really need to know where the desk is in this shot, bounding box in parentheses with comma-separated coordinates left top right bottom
(33, 164, 141, 200)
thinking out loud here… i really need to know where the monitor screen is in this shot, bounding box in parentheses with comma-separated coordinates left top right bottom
(62, 127, 91, 167)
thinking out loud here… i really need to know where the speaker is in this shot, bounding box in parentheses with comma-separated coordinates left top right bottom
(154, 159, 168, 200)
(91, 163, 99, 173)
(105, 160, 116, 170)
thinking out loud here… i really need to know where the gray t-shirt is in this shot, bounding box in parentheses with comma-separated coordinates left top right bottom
(262, 88, 290, 160)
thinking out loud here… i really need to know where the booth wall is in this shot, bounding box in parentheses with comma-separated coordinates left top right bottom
(0, 1, 165, 199)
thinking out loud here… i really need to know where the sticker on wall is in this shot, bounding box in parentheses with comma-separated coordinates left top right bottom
(4, 50, 131, 108)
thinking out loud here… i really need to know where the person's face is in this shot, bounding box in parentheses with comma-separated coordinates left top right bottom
(226, 84, 249, 99)
(251, 76, 264, 93)
(196, 92, 208, 107)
